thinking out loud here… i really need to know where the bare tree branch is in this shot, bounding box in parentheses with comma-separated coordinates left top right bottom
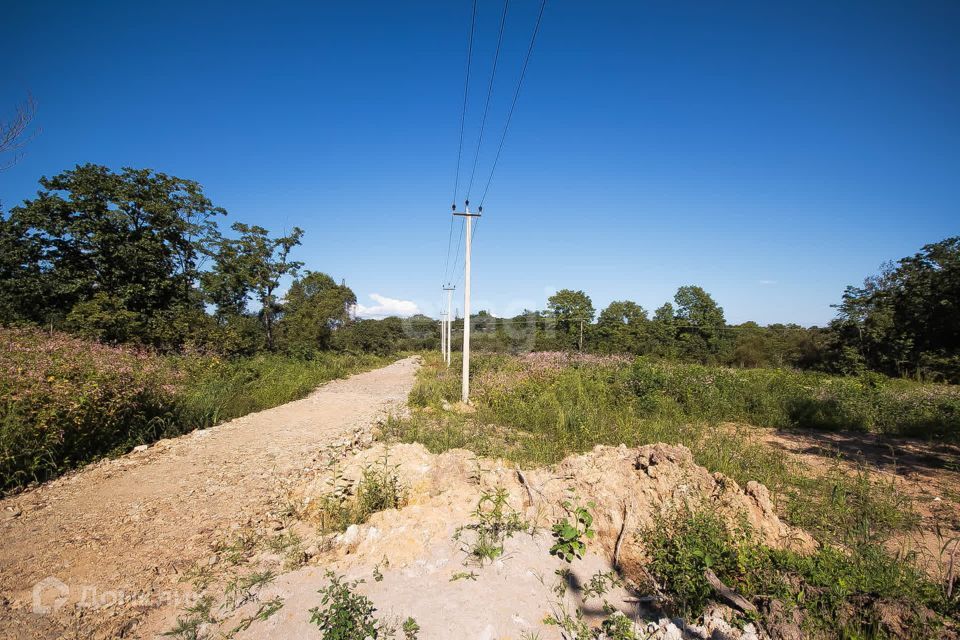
(0, 93, 40, 171)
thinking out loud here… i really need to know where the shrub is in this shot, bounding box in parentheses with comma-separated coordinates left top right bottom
(315, 451, 408, 533)
(0, 328, 389, 491)
(643, 503, 955, 636)
(0, 328, 180, 490)
(309, 572, 382, 640)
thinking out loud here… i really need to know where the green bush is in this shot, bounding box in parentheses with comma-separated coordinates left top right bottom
(644, 504, 954, 636)
(309, 572, 382, 640)
(173, 351, 387, 428)
(622, 359, 960, 440)
(0, 328, 388, 491)
(0, 329, 180, 490)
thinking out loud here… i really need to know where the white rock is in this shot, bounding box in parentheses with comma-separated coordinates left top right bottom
(339, 524, 360, 546)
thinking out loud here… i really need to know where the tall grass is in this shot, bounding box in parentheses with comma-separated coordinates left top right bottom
(386, 352, 960, 634)
(174, 351, 388, 428)
(0, 328, 388, 491)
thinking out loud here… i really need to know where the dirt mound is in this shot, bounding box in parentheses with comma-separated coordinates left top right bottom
(294, 441, 814, 564)
(208, 442, 813, 639)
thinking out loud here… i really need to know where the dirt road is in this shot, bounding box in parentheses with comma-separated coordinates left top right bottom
(0, 356, 419, 639)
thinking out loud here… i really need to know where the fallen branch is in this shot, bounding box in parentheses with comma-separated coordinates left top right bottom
(613, 503, 628, 570)
(704, 569, 759, 616)
(515, 465, 537, 507)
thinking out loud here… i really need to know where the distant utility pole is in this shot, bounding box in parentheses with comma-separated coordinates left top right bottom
(443, 285, 455, 366)
(440, 310, 446, 359)
(453, 202, 481, 402)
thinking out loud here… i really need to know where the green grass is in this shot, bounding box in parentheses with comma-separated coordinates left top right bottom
(385, 352, 960, 636)
(643, 504, 951, 638)
(0, 328, 389, 491)
(173, 351, 389, 428)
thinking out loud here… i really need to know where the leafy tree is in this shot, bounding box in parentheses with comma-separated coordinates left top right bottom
(673, 285, 727, 363)
(830, 237, 960, 381)
(0, 164, 223, 347)
(595, 300, 649, 354)
(547, 289, 595, 350)
(277, 272, 355, 353)
(649, 302, 679, 358)
(204, 222, 303, 350)
(332, 318, 405, 356)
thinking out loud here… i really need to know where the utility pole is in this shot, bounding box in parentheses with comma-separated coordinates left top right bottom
(443, 285, 455, 366)
(579, 319, 584, 352)
(453, 202, 481, 402)
(440, 310, 446, 359)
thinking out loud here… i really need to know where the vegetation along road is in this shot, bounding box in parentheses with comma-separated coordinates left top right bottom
(0, 357, 419, 639)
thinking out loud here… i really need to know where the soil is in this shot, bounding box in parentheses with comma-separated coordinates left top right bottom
(215, 441, 803, 639)
(755, 426, 960, 574)
(2, 356, 958, 640)
(0, 356, 420, 639)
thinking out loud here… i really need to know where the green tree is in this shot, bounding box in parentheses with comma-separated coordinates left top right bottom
(649, 302, 678, 358)
(277, 272, 356, 353)
(547, 289, 595, 350)
(204, 223, 303, 350)
(673, 285, 727, 363)
(0, 164, 223, 347)
(830, 237, 960, 381)
(595, 300, 649, 354)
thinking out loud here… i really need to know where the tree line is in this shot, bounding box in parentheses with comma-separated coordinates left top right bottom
(2, 165, 958, 382)
(447, 243, 960, 383)
(0, 164, 436, 356)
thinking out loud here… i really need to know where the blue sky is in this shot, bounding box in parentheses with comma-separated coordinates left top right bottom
(3, 1, 958, 326)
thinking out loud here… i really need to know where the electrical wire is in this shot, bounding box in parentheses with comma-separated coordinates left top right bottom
(444, 0, 479, 286)
(478, 0, 547, 208)
(465, 0, 510, 201)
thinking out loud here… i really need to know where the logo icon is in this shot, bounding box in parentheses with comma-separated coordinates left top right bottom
(32, 576, 69, 615)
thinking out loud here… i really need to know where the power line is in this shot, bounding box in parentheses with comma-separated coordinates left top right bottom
(478, 0, 547, 208)
(452, 0, 478, 207)
(466, 0, 510, 201)
(450, 216, 465, 286)
(445, 0, 479, 285)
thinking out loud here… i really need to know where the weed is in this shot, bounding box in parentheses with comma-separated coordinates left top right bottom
(163, 595, 215, 640)
(226, 596, 284, 637)
(264, 530, 300, 553)
(401, 616, 420, 640)
(373, 555, 390, 582)
(222, 570, 275, 611)
(581, 570, 623, 601)
(181, 563, 216, 591)
(309, 571, 386, 640)
(0, 327, 388, 492)
(356, 449, 408, 516)
(643, 502, 956, 635)
(454, 487, 528, 565)
(550, 497, 596, 562)
(598, 611, 638, 640)
(215, 529, 260, 566)
(449, 570, 479, 582)
(316, 450, 407, 534)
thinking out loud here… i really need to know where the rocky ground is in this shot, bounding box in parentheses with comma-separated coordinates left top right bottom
(0, 357, 420, 639)
(3, 356, 957, 639)
(178, 439, 811, 640)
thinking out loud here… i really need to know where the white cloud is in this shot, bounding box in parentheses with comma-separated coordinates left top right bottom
(354, 293, 420, 319)
(758, 279, 778, 285)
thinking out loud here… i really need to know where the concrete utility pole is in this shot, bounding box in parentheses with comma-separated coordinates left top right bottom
(443, 285, 455, 366)
(440, 311, 446, 359)
(453, 203, 481, 402)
